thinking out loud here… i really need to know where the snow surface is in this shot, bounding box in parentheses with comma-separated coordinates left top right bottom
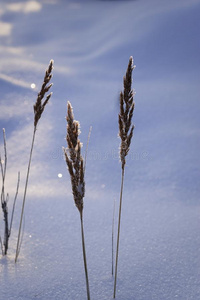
(0, 0, 200, 299)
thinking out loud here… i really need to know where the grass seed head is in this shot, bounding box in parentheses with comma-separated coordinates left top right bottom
(34, 60, 54, 127)
(64, 102, 85, 213)
(119, 56, 135, 169)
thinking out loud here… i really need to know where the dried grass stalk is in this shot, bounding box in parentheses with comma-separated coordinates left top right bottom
(0, 128, 8, 255)
(0, 129, 20, 255)
(15, 60, 53, 263)
(63, 101, 90, 300)
(114, 57, 135, 298)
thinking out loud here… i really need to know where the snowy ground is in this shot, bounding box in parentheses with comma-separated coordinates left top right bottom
(1, 193, 200, 300)
(0, 0, 200, 299)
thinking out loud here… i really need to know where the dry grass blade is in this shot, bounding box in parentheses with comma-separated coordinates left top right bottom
(63, 101, 90, 300)
(15, 60, 53, 263)
(114, 57, 135, 298)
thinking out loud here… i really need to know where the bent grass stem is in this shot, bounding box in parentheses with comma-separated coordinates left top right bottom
(15, 127, 36, 262)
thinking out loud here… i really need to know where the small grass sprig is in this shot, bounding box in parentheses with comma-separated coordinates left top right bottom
(0, 129, 20, 255)
(114, 57, 135, 298)
(15, 60, 53, 263)
(63, 101, 90, 300)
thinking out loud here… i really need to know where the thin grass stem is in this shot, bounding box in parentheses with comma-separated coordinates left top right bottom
(1, 128, 7, 209)
(9, 171, 20, 235)
(18, 213, 26, 259)
(1, 128, 9, 255)
(3, 194, 9, 255)
(113, 166, 125, 298)
(80, 211, 91, 300)
(0, 236, 3, 255)
(112, 198, 116, 276)
(15, 126, 36, 263)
